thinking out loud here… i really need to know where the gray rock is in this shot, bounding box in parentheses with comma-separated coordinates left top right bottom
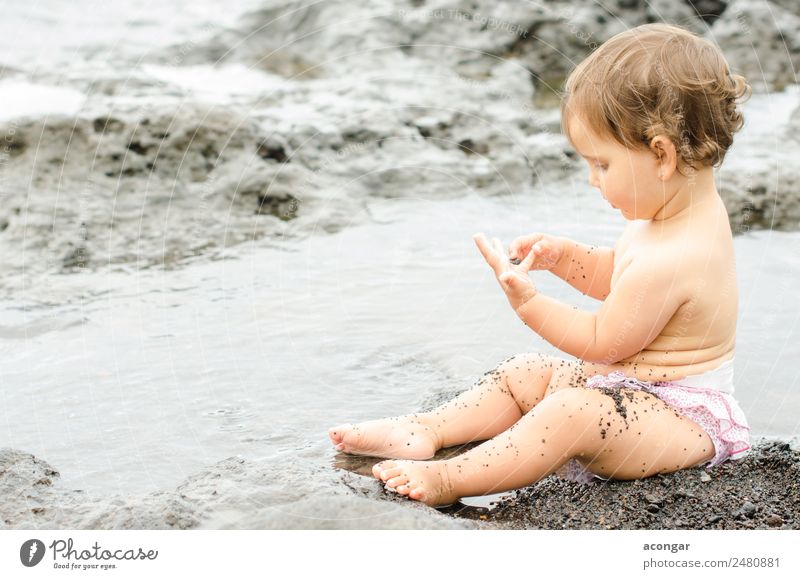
(770, 0, 800, 17)
(182, 1, 704, 95)
(0, 448, 471, 530)
(766, 513, 784, 526)
(647, 0, 707, 32)
(0, 105, 293, 285)
(718, 157, 800, 233)
(789, 102, 800, 137)
(711, 0, 800, 92)
(741, 500, 757, 517)
(1, 0, 798, 292)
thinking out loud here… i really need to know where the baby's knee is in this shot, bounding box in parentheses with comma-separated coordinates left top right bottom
(544, 359, 587, 396)
(538, 388, 627, 458)
(538, 387, 596, 426)
(494, 352, 554, 379)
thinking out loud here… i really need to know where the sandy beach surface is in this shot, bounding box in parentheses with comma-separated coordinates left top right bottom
(457, 439, 800, 530)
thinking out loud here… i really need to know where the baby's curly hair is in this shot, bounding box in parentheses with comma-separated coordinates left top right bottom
(561, 23, 751, 170)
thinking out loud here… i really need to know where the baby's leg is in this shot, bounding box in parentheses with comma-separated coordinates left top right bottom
(374, 387, 715, 507)
(329, 354, 583, 459)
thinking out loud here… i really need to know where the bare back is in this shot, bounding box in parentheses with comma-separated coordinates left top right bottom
(586, 194, 737, 382)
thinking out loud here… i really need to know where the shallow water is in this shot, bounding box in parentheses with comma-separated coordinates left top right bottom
(1, 190, 798, 499)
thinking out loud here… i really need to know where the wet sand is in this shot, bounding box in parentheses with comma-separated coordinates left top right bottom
(451, 439, 798, 529)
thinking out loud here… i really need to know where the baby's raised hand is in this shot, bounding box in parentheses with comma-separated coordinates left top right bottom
(473, 232, 538, 311)
(508, 233, 564, 271)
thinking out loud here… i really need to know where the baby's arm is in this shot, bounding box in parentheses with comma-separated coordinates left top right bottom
(549, 239, 614, 300)
(515, 258, 688, 364)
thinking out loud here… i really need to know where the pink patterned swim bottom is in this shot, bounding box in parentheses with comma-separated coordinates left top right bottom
(560, 363, 751, 484)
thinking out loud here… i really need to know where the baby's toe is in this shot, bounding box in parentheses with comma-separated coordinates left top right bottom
(379, 466, 406, 482)
(398, 478, 424, 499)
(372, 460, 396, 480)
(328, 425, 350, 444)
(408, 484, 427, 501)
(386, 473, 409, 489)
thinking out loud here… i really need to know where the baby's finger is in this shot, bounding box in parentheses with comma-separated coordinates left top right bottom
(507, 241, 518, 259)
(510, 234, 543, 259)
(519, 245, 538, 270)
(492, 237, 506, 258)
(473, 233, 501, 271)
(500, 270, 528, 292)
(510, 244, 530, 259)
(473, 232, 491, 258)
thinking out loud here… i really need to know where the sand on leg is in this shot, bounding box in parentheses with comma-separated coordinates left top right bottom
(373, 386, 715, 507)
(328, 353, 582, 459)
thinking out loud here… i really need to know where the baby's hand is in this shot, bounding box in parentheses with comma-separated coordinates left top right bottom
(473, 232, 538, 311)
(508, 233, 564, 271)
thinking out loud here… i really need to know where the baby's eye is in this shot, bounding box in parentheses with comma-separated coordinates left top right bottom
(594, 163, 608, 172)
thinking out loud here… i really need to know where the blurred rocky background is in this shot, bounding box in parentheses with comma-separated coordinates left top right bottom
(0, 0, 797, 288)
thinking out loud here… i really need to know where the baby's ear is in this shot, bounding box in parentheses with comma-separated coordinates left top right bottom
(649, 136, 678, 181)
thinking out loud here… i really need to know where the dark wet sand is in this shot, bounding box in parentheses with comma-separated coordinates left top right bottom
(466, 440, 798, 529)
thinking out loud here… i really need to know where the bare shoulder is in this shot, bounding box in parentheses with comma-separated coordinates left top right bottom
(613, 220, 638, 258)
(645, 201, 732, 263)
(670, 198, 736, 278)
(611, 222, 692, 292)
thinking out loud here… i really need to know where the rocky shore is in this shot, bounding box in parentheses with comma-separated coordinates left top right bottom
(2, 437, 796, 530)
(2, 378, 797, 531)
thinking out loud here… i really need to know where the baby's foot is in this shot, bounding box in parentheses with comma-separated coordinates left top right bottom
(372, 459, 458, 507)
(328, 414, 441, 460)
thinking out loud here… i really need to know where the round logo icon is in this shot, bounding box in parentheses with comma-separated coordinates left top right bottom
(20, 539, 46, 567)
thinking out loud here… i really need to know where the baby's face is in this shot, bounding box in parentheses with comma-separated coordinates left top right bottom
(567, 114, 667, 220)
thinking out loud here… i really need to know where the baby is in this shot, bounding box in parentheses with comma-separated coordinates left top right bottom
(329, 23, 752, 507)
